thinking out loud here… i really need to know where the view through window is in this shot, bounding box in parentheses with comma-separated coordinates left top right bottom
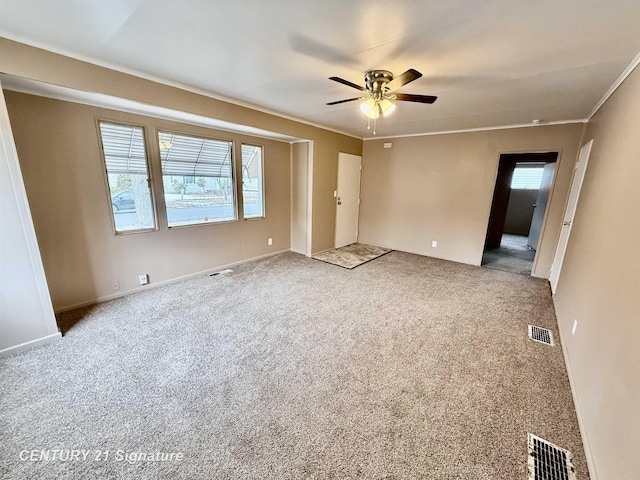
(158, 131, 236, 227)
(511, 166, 545, 190)
(241, 144, 264, 218)
(98, 122, 156, 233)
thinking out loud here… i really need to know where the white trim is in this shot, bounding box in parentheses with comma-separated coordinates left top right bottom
(587, 51, 640, 120)
(362, 119, 588, 141)
(549, 140, 593, 293)
(53, 249, 290, 313)
(6, 34, 637, 145)
(554, 304, 599, 480)
(0, 33, 361, 141)
(0, 332, 61, 357)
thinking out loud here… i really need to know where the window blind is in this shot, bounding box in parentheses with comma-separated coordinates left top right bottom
(511, 167, 544, 190)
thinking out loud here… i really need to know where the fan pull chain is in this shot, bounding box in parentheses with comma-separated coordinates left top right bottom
(367, 118, 371, 130)
(373, 117, 377, 135)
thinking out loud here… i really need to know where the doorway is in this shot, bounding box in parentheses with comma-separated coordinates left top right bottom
(335, 152, 362, 248)
(483, 152, 558, 275)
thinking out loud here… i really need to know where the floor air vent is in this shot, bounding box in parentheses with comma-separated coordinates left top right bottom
(527, 433, 576, 480)
(528, 325, 554, 346)
(209, 269, 233, 277)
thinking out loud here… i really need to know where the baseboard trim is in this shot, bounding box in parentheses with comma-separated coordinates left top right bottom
(554, 296, 599, 480)
(54, 249, 290, 313)
(0, 332, 61, 357)
(356, 241, 481, 267)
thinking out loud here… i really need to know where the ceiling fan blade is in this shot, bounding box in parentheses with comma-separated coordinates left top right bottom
(326, 97, 362, 105)
(386, 69, 423, 92)
(394, 93, 437, 104)
(329, 76, 365, 91)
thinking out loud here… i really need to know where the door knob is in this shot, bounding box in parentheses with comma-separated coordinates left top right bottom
(337, 196, 342, 205)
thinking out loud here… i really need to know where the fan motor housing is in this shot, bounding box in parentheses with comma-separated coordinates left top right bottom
(365, 70, 394, 95)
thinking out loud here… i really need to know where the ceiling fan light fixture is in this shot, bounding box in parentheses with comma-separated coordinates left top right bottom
(360, 98, 377, 117)
(380, 98, 396, 116)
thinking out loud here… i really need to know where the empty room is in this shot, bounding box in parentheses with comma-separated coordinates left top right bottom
(0, 2, 638, 479)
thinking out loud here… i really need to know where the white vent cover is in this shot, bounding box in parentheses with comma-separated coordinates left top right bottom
(528, 325, 554, 346)
(209, 269, 233, 277)
(527, 433, 577, 480)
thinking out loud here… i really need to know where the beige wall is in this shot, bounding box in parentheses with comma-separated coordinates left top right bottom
(504, 189, 538, 236)
(291, 142, 309, 255)
(5, 92, 292, 310)
(359, 123, 584, 277)
(553, 66, 640, 479)
(0, 38, 362, 258)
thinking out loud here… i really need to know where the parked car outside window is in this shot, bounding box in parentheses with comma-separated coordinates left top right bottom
(111, 189, 135, 213)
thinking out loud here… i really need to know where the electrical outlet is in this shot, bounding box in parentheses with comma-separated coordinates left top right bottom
(111, 280, 120, 291)
(268, 238, 273, 246)
(571, 320, 578, 335)
(138, 274, 149, 286)
(432, 240, 438, 248)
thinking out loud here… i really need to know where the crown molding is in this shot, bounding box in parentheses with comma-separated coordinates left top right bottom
(587, 51, 640, 120)
(3, 34, 637, 143)
(362, 119, 587, 141)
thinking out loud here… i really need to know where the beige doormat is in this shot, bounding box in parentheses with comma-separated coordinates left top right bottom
(312, 243, 392, 269)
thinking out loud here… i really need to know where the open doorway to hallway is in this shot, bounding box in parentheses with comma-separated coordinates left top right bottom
(483, 152, 558, 275)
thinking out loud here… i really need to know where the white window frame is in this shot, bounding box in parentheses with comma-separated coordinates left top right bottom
(157, 129, 238, 228)
(241, 143, 265, 220)
(96, 119, 158, 235)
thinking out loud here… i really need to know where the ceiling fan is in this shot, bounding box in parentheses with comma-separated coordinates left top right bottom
(327, 69, 437, 134)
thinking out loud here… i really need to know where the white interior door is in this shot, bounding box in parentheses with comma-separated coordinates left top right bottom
(335, 153, 362, 248)
(550, 140, 593, 293)
(528, 163, 556, 250)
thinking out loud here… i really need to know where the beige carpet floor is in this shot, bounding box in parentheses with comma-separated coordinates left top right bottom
(0, 251, 588, 479)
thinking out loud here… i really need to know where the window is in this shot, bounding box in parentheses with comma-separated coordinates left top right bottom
(98, 122, 156, 233)
(511, 166, 545, 190)
(158, 131, 236, 227)
(241, 144, 264, 218)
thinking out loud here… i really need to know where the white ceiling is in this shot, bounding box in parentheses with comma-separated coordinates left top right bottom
(0, 0, 639, 139)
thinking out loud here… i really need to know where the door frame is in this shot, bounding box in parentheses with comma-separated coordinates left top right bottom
(549, 140, 593, 293)
(482, 151, 560, 276)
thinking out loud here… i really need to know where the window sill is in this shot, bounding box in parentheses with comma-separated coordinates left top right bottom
(167, 218, 239, 230)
